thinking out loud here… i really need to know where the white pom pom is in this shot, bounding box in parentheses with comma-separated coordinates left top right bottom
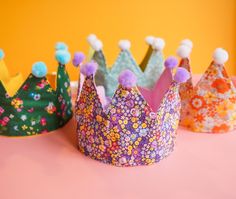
(180, 39, 193, 49)
(177, 45, 192, 58)
(213, 48, 229, 65)
(145, 36, 155, 45)
(87, 34, 97, 45)
(118, 40, 131, 50)
(152, 38, 165, 50)
(91, 39, 103, 51)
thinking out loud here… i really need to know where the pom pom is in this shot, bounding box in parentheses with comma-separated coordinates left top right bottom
(0, 49, 5, 60)
(180, 39, 193, 49)
(174, 68, 190, 83)
(164, 56, 178, 69)
(80, 61, 98, 76)
(32, 62, 47, 78)
(55, 42, 68, 51)
(145, 36, 155, 45)
(152, 38, 165, 50)
(213, 48, 229, 65)
(91, 39, 103, 51)
(118, 69, 137, 88)
(87, 34, 97, 45)
(118, 40, 131, 50)
(55, 50, 71, 65)
(177, 45, 192, 58)
(73, 52, 85, 67)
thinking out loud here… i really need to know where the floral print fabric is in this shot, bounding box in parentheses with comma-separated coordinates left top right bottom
(180, 59, 236, 133)
(92, 49, 164, 97)
(76, 75, 181, 167)
(0, 64, 72, 136)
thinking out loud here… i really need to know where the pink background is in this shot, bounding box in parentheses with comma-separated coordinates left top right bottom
(1, 76, 236, 199)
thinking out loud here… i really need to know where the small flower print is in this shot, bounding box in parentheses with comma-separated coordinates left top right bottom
(11, 98, 23, 109)
(0, 106, 5, 115)
(21, 115, 27, 121)
(190, 95, 206, 110)
(212, 124, 229, 133)
(45, 102, 56, 114)
(33, 94, 41, 101)
(211, 78, 231, 94)
(40, 118, 47, 126)
(21, 125, 28, 130)
(22, 84, 29, 91)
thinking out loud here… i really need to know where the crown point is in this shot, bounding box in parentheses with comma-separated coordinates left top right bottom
(73, 52, 85, 67)
(55, 42, 68, 51)
(213, 48, 229, 65)
(118, 69, 137, 88)
(174, 67, 190, 83)
(80, 61, 98, 76)
(164, 56, 178, 69)
(118, 40, 131, 51)
(152, 38, 165, 50)
(32, 62, 48, 78)
(87, 34, 97, 45)
(145, 36, 155, 45)
(0, 49, 5, 60)
(180, 39, 193, 49)
(177, 45, 192, 58)
(91, 39, 103, 51)
(55, 50, 71, 65)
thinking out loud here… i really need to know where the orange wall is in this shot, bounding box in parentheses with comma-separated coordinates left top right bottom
(0, 0, 235, 80)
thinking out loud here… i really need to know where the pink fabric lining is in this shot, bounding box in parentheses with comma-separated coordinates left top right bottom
(138, 68, 173, 112)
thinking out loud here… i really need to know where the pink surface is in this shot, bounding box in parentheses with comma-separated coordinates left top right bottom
(1, 75, 236, 199)
(1, 118, 236, 199)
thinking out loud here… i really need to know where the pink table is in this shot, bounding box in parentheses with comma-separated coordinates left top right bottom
(1, 118, 236, 199)
(1, 75, 236, 199)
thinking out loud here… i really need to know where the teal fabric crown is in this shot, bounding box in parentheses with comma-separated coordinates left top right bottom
(87, 35, 165, 97)
(0, 43, 73, 136)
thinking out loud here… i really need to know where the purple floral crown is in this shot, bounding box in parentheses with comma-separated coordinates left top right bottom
(74, 56, 190, 167)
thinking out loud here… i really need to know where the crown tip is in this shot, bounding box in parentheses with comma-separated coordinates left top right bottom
(0, 49, 5, 60)
(145, 36, 155, 45)
(180, 39, 193, 49)
(177, 45, 192, 58)
(213, 48, 229, 65)
(55, 42, 68, 51)
(152, 38, 165, 50)
(118, 69, 137, 88)
(87, 34, 97, 45)
(73, 52, 85, 67)
(32, 62, 48, 78)
(91, 39, 103, 51)
(164, 56, 178, 69)
(55, 49, 71, 65)
(174, 68, 190, 83)
(80, 61, 98, 76)
(118, 40, 131, 51)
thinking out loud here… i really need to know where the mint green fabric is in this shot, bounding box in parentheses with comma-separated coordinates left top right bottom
(0, 64, 72, 136)
(92, 49, 164, 97)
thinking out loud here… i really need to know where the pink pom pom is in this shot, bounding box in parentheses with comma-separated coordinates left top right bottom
(174, 68, 190, 83)
(118, 70, 137, 88)
(73, 52, 85, 67)
(164, 56, 178, 69)
(80, 61, 98, 76)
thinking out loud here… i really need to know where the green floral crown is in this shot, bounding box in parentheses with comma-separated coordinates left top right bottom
(0, 43, 73, 136)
